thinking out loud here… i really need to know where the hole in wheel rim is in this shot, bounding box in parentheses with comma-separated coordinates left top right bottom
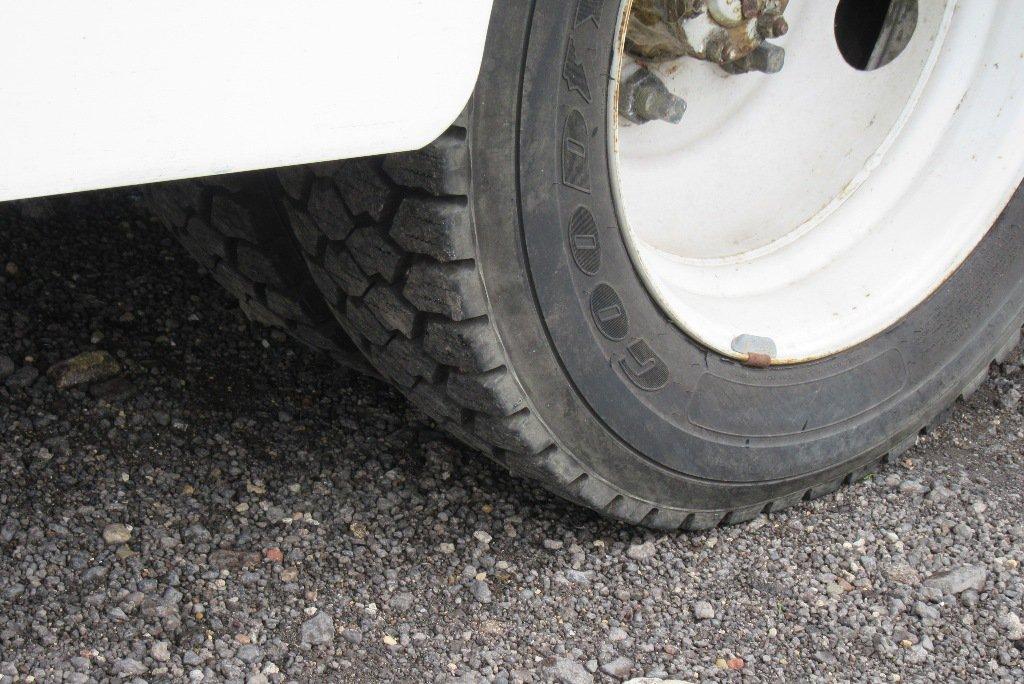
(835, 0, 918, 71)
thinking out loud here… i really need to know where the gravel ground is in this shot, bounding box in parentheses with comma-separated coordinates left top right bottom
(1, 190, 1023, 684)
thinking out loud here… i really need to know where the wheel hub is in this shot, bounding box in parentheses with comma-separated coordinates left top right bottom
(626, 0, 789, 69)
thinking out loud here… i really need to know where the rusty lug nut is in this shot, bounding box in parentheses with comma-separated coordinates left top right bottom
(722, 41, 786, 74)
(704, 32, 743, 66)
(758, 13, 788, 38)
(741, 0, 764, 19)
(619, 68, 687, 125)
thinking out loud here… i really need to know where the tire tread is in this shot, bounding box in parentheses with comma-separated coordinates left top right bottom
(144, 173, 371, 373)
(275, 124, 1024, 530)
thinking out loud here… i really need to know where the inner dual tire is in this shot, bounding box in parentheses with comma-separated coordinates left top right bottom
(152, 1, 1024, 528)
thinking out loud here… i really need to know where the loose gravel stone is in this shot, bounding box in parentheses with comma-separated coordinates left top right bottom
(600, 656, 635, 679)
(237, 643, 261, 664)
(113, 658, 147, 676)
(389, 591, 415, 612)
(1001, 387, 1022, 411)
(692, 600, 715, 620)
(470, 579, 493, 604)
(300, 611, 334, 645)
(209, 549, 261, 570)
(150, 640, 171, 662)
(47, 350, 121, 389)
(914, 601, 940, 621)
(1000, 613, 1024, 641)
(545, 658, 594, 684)
(341, 628, 363, 644)
(923, 564, 989, 595)
(627, 541, 656, 562)
(102, 523, 132, 545)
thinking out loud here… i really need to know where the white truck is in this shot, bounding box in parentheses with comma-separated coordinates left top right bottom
(4, 0, 1023, 528)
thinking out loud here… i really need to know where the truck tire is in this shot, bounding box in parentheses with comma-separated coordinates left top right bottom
(144, 173, 370, 373)
(269, 1, 1024, 528)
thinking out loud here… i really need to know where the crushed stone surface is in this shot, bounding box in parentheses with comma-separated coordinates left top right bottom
(1, 191, 1022, 682)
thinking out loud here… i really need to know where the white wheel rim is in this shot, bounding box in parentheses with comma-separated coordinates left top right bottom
(610, 0, 1024, 364)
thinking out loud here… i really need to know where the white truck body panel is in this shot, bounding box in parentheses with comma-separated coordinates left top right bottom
(0, 1, 493, 202)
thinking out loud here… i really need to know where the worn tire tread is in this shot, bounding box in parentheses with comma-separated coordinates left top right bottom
(143, 173, 372, 373)
(273, 126, 1023, 530)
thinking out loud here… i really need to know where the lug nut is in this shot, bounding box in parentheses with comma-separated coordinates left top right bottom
(705, 32, 743, 66)
(758, 13, 788, 38)
(741, 0, 764, 19)
(619, 68, 687, 125)
(721, 42, 786, 74)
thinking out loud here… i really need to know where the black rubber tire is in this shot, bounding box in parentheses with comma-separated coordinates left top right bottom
(144, 172, 371, 374)
(269, 1, 1024, 529)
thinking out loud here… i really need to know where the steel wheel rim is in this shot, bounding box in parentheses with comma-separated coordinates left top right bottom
(609, 0, 1024, 364)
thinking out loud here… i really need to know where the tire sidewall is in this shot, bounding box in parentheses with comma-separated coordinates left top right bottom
(470, 0, 1024, 510)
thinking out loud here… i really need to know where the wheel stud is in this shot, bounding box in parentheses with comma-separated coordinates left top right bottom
(619, 68, 688, 125)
